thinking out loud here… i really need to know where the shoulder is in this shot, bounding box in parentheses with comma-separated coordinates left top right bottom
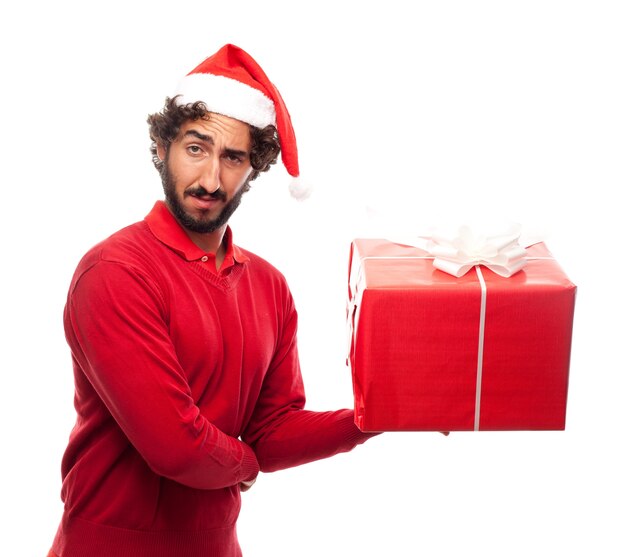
(236, 246, 297, 311)
(70, 221, 163, 290)
(78, 220, 146, 261)
(238, 246, 289, 284)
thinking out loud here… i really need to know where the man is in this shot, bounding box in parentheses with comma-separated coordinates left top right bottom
(48, 44, 376, 557)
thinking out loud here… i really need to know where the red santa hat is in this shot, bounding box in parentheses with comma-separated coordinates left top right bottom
(174, 44, 311, 200)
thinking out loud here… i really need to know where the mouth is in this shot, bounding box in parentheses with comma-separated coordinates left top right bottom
(185, 188, 226, 209)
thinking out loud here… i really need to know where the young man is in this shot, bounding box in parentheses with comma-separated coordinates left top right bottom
(48, 44, 376, 557)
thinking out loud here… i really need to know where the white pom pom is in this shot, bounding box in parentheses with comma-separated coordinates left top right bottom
(288, 176, 313, 201)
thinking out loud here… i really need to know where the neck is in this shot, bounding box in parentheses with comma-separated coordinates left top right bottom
(186, 226, 228, 268)
(186, 226, 226, 252)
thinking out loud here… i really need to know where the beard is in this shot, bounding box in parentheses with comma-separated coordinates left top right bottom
(160, 159, 248, 234)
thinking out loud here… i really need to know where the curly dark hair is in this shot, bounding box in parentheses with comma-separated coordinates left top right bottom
(147, 96, 281, 187)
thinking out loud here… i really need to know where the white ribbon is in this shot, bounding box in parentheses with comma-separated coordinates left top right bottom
(474, 266, 487, 431)
(422, 224, 528, 278)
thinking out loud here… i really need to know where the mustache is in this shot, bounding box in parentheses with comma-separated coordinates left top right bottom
(185, 185, 227, 202)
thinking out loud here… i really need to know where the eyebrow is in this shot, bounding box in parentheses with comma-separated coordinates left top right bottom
(184, 129, 213, 143)
(183, 129, 249, 159)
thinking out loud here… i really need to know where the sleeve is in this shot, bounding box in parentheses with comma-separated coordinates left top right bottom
(241, 289, 377, 473)
(65, 259, 259, 489)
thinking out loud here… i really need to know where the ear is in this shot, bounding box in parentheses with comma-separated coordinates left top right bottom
(156, 143, 166, 161)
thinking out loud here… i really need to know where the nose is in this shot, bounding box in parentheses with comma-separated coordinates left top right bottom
(200, 157, 221, 193)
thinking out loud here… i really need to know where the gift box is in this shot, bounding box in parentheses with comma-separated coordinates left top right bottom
(347, 238, 576, 432)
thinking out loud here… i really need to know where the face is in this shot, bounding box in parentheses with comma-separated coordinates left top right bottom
(157, 114, 253, 234)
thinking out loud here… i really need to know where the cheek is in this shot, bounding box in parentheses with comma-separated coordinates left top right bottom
(175, 168, 196, 189)
(168, 158, 197, 189)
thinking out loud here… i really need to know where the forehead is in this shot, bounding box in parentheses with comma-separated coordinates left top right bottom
(178, 113, 251, 150)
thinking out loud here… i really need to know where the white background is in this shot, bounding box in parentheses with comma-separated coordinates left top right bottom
(1, 1, 625, 555)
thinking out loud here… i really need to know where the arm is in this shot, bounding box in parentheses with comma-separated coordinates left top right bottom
(242, 294, 377, 473)
(66, 259, 259, 489)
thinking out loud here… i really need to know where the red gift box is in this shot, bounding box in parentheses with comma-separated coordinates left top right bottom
(347, 239, 576, 432)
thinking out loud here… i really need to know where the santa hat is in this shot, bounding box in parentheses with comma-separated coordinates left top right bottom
(174, 44, 311, 200)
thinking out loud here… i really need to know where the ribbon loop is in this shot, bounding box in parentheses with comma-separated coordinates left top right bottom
(424, 224, 528, 278)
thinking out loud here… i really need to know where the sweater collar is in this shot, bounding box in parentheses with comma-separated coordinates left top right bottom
(144, 201, 249, 267)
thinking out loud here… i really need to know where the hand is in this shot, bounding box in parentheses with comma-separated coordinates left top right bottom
(239, 478, 257, 492)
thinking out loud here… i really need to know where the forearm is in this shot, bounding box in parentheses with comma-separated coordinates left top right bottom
(139, 408, 260, 489)
(249, 408, 377, 473)
(71, 342, 261, 490)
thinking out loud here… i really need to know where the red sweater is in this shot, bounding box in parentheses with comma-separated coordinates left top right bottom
(52, 201, 373, 557)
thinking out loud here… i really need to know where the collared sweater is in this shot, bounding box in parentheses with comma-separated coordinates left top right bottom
(52, 201, 373, 557)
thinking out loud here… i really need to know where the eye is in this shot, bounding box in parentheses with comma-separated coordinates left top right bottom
(222, 154, 244, 168)
(187, 145, 204, 156)
(223, 151, 249, 167)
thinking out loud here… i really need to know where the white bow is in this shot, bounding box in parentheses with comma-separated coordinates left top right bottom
(424, 225, 527, 278)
